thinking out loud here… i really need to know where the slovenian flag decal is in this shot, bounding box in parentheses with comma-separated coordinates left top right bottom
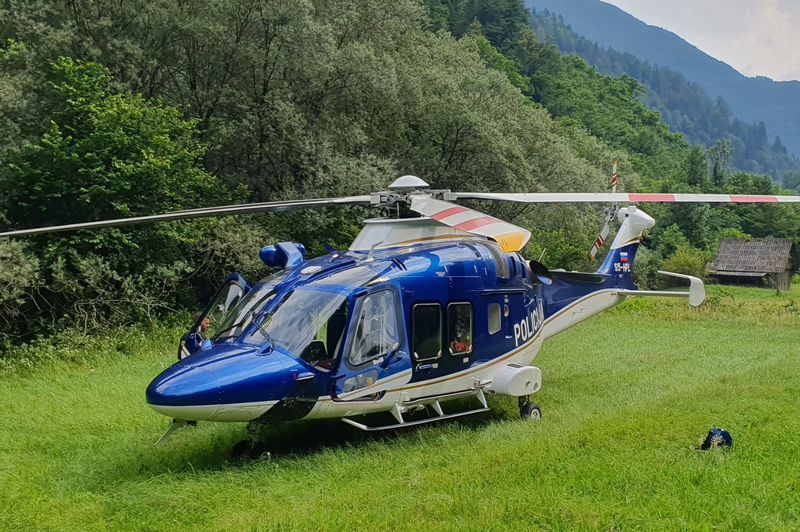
(620, 252, 628, 262)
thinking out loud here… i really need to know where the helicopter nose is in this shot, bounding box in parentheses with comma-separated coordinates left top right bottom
(146, 345, 291, 422)
(146, 367, 221, 420)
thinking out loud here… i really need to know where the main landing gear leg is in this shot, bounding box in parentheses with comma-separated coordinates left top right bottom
(519, 396, 541, 420)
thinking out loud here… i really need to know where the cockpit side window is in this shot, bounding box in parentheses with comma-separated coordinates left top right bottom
(347, 290, 399, 367)
(299, 298, 350, 371)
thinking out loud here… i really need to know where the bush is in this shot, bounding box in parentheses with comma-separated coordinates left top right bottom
(0, 240, 40, 325)
(631, 246, 659, 289)
(659, 247, 708, 287)
(0, 57, 272, 342)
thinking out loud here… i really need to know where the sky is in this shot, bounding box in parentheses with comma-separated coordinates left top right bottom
(601, 0, 800, 81)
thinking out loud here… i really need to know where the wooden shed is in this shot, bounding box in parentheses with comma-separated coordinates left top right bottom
(708, 238, 794, 292)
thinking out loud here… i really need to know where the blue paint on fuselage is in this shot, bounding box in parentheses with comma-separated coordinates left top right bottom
(146, 344, 293, 406)
(146, 239, 641, 411)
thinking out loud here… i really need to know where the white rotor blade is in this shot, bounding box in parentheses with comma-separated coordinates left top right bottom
(410, 196, 531, 253)
(0, 196, 372, 238)
(455, 192, 800, 203)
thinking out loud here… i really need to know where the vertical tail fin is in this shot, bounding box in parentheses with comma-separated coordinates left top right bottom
(596, 206, 655, 286)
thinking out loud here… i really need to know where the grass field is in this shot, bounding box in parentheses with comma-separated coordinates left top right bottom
(1, 285, 799, 531)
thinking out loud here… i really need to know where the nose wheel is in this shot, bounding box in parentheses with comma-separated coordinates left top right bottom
(519, 397, 541, 420)
(232, 421, 273, 460)
(231, 440, 272, 460)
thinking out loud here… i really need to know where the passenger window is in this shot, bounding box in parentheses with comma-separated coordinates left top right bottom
(488, 303, 501, 335)
(448, 303, 473, 356)
(348, 291, 399, 366)
(413, 304, 442, 361)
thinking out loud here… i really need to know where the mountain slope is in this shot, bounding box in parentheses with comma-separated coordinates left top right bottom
(528, 9, 800, 181)
(525, 0, 800, 157)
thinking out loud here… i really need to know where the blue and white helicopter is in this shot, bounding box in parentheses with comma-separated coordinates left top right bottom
(5, 168, 798, 453)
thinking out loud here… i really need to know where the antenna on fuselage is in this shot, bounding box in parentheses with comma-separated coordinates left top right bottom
(365, 240, 384, 262)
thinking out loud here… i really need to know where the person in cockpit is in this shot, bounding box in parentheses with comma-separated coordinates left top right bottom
(449, 315, 472, 355)
(194, 312, 211, 340)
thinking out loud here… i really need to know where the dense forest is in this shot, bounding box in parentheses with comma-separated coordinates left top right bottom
(0, 0, 799, 346)
(529, 9, 800, 185)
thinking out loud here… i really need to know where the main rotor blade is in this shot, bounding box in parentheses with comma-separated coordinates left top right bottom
(0, 196, 372, 238)
(455, 192, 800, 203)
(410, 196, 531, 253)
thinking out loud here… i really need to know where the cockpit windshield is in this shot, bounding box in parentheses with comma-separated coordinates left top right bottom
(212, 283, 279, 342)
(248, 289, 349, 371)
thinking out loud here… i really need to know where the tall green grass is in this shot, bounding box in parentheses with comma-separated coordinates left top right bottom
(1, 286, 799, 531)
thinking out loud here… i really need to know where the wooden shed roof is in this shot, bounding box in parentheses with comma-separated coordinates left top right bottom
(709, 238, 793, 276)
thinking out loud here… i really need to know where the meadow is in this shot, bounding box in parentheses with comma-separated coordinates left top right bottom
(1, 285, 799, 531)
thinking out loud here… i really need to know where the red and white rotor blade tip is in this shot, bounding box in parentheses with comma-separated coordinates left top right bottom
(454, 192, 800, 204)
(410, 196, 531, 253)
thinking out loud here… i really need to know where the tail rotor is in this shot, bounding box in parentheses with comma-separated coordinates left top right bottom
(588, 160, 620, 261)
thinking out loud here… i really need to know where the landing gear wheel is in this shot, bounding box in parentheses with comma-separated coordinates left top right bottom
(520, 402, 541, 420)
(250, 442, 272, 461)
(231, 440, 252, 459)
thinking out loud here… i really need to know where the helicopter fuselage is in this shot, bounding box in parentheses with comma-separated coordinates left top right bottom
(146, 219, 640, 426)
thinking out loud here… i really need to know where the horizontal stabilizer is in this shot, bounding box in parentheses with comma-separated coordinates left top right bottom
(617, 271, 706, 307)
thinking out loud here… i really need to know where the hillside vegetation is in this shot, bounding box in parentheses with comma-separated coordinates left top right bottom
(0, 0, 799, 344)
(1, 286, 799, 530)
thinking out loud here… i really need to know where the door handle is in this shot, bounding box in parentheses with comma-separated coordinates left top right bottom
(380, 351, 406, 369)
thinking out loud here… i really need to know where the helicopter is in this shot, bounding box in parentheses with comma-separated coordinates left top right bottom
(3, 167, 799, 453)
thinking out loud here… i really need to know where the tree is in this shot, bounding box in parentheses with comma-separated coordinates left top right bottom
(708, 139, 733, 187)
(466, 27, 531, 92)
(773, 135, 787, 155)
(0, 57, 226, 271)
(685, 144, 708, 187)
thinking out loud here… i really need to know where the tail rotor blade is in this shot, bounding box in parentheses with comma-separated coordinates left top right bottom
(588, 221, 611, 261)
(589, 161, 619, 261)
(611, 160, 618, 193)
